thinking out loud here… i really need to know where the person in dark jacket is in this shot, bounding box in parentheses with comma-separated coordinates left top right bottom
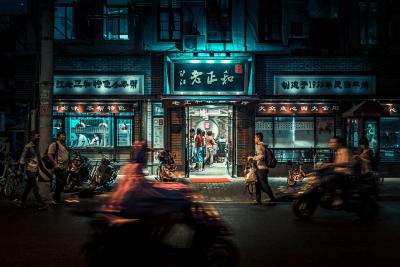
(18, 132, 47, 210)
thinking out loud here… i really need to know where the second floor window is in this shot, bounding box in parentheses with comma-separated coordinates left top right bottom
(55, 4, 74, 39)
(206, 0, 232, 43)
(259, 0, 282, 43)
(359, 2, 378, 45)
(158, 0, 182, 41)
(104, 5, 129, 40)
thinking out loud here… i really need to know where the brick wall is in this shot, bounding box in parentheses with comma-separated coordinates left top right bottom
(167, 108, 185, 171)
(54, 55, 163, 95)
(235, 106, 255, 176)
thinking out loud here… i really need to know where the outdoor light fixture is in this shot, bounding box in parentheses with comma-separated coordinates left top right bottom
(210, 52, 214, 57)
(193, 52, 198, 57)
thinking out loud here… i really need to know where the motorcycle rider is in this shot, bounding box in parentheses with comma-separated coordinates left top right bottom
(319, 136, 352, 206)
(104, 141, 191, 218)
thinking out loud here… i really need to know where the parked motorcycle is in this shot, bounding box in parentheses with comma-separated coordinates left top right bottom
(156, 150, 177, 182)
(65, 151, 92, 192)
(83, 186, 239, 267)
(90, 152, 119, 190)
(286, 158, 306, 187)
(292, 169, 379, 220)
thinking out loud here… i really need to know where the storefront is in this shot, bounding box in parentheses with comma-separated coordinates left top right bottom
(52, 74, 145, 162)
(257, 73, 377, 175)
(163, 55, 257, 178)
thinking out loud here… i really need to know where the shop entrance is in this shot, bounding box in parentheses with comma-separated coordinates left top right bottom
(186, 105, 234, 178)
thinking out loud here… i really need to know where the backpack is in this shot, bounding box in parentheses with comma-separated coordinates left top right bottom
(263, 145, 277, 168)
(41, 142, 59, 169)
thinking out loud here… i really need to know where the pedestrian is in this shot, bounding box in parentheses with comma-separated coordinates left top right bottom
(353, 137, 375, 175)
(205, 131, 216, 167)
(17, 131, 48, 210)
(247, 133, 277, 206)
(195, 128, 203, 171)
(48, 131, 69, 204)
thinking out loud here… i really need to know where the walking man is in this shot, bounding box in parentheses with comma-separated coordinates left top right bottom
(248, 133, 277, 206)
(18, 131, 47, 210)
(48, 132, 69, 204)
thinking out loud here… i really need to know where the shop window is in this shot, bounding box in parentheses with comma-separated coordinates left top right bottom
(380, 117, 400, 162)
(365, 119, 378, 152)
(52, 118, 63, 140)
(55, 2, 74, 40)
(103, 2, 129, 40)
(66, 117, 114, 148)
(274, 117, 314, 148)
(255, 117, 273, 147)
(316, 117, 335, 148)
(359, 2, 378, 45)
(158, 0, 181, 41)
(117, 119, 132, 147)
(206, 0, 232, 42)
(258, 0, 282, 43)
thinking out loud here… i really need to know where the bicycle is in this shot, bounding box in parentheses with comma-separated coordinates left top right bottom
(0, 156, 23, 199)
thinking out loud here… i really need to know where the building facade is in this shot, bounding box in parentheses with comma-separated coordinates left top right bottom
(20, 0, 400, 176)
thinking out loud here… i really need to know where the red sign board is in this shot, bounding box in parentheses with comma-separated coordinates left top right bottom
(257, 103, 340, 115)
(54, 103, 133, 114)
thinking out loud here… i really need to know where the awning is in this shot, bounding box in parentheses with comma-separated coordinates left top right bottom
(342, 101, 390, 118)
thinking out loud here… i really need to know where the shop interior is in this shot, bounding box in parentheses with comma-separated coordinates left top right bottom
(188, 105, 233, 178)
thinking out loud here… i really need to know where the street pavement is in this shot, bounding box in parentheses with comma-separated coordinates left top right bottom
(0, 178, 399, 266)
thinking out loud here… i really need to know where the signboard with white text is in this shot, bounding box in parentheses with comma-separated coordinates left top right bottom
(274, 75, 376, 95)
(54, 75, 144, 95)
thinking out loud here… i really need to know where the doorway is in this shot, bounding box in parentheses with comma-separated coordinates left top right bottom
(186, 105, 234, 178)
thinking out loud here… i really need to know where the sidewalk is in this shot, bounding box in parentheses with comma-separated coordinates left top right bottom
(149, 177, 400, 203)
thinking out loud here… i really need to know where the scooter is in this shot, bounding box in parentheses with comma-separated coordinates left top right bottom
(286, 158, 306, 186)
(83, 186, 239, 267)
(65, 151, 92, 192)
(292, 169, 379, 220)
(156, 150, 177, 182)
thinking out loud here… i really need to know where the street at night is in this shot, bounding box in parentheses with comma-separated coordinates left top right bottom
(2, 0, 400, 266)
(1, 188, 400, 266)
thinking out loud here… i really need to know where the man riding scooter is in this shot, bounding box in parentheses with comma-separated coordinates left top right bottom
(317, 136, 352, 207)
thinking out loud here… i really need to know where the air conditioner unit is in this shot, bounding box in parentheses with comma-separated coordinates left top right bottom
(182, 35, 206, 51)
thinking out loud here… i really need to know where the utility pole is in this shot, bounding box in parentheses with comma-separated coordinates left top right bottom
(38, 0, 54, 154)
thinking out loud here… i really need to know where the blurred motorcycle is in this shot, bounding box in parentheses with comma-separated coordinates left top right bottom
(83, 184, 239, 267)
(292, 168, 379, 220)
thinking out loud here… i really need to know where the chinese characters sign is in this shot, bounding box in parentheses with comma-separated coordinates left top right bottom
(54, 75, 144, 95)
(274, 75, 376, 95)
(257, 103, 340, 115)
(54, 103, 134, 114)
(172, 63, 247, 94)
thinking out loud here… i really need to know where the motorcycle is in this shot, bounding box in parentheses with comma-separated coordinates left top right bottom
(292, 168, 380, 220)
(286, 158, 306, 187)
(65, 151, 92, 192)
(91, 152, 119, 190)
(156, 150, 177, 182)
(83, 184, 239, 267)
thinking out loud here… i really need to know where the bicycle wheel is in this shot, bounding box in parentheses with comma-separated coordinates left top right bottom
(4, 176, 16, 198)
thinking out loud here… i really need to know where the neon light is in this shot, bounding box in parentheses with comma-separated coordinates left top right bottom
(190, 60, 200, 63)
(206, 60, 215, 64)
(221, 60, 231, 64)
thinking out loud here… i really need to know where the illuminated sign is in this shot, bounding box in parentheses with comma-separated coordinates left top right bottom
(274, 75, 376, 95)
(257, 103, 340, 115)
(384, 104, 400, 114)
(54, 103, 134, 114)
(167, 58, 252, 95)
(53, 75, 144, 95)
